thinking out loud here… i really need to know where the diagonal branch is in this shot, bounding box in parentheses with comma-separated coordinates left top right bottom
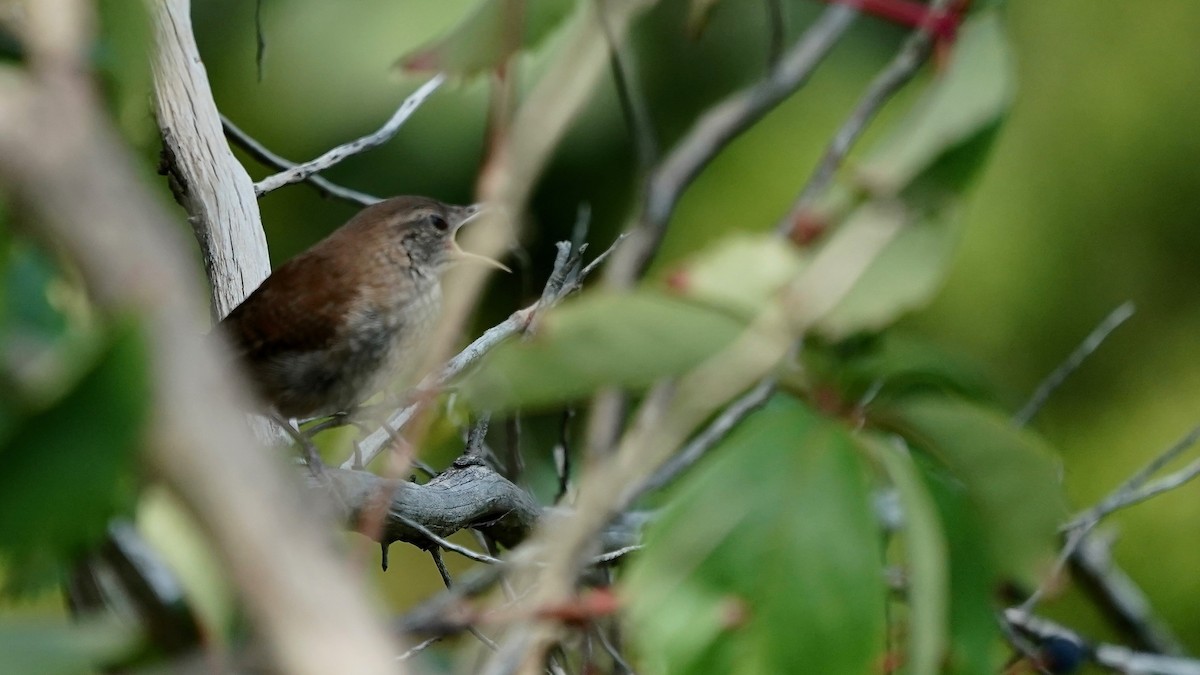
(222, 114, 380, 207)
(603, 3, 859, 287)
(253, 73, 446, 196)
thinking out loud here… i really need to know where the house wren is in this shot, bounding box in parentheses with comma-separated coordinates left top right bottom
(218, 196, 502, 419)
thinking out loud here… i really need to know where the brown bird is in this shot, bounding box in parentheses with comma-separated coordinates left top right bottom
(218, 196, 502, 420)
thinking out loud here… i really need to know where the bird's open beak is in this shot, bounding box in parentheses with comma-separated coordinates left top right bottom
(450, 204, 511, 273)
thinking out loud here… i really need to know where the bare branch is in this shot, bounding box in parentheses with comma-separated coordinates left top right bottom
(603, 4, 859, 287)
(594, 0, 658, 171)
(253, 73, 446, 196)
(775, 2, 950, 236)
(1014, 302, 1135, 426)
(222, 114, 380, 207)
(1004, 609, 1200, 675)
(631, 376, 776, 501)
(1020, 422, 1200, 615)
(1067, 422, 1200, 531)
(1070, 531, 1188, 656)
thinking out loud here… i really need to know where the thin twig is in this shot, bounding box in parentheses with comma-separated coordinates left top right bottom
(1014, 302, 1136, 426)
(395, 514, 502, 565)
(554, 408, 575, 504)
(1004, 609, 1200, 675)
(776, 0, 951, 237)
(591, 545, 642, 565)
(430, 549, 500, 652)
(397, 636, 441, 661)
(1070, 531, 1188, 656)
(595, 624, 636, 674)
(605, 4, 859, 286)
(1067, 422, 1200, 531)
(271, 414, 325, 478)
(253, 74, 446, 196)
(594, 0, 658, 171)
(631, 377, 776, 500)
(1020, 422, 1200, 614)
(503, 415, 524, 482)
(222, 114, 380, 206)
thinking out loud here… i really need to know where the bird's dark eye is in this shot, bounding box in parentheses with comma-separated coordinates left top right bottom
(428, 213, 450, 232)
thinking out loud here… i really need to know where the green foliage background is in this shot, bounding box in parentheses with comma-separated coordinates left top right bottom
(189, 0, 1200, 652)
(3, 0, 1199, 670)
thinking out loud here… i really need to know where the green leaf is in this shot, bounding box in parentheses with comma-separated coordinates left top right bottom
(875, 397, 1066, 585)
(805, 333, 995, 407)
(626, 396, 886, 674)
(817, 199, 961, 338)
(857, 10, 1016, 194)
(686, 0, 724, 36)
(0, 320, 150, 592)
(0, 618, 139, 675)
(397, 0, 578, 78)
(918, 459, 1006, 674)
(667, 234, 807, 320)
(866, 435, 948, 675)
(814, 11, 1015, 337)
(460, 290, 745, 411)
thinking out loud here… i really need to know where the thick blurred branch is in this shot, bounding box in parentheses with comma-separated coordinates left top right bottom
(10, 2, 417, 674)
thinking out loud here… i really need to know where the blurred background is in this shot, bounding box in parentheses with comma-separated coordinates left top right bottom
(6, 0, 1198, 663)
(186, 0, 1200, 651)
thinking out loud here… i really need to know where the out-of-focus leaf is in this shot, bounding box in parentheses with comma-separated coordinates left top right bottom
(686, 0, 724, 35)
(626, 396, 886, 674)
(804, 333, 995, 407)
(876, 397, 1066, 585)
(866, 434, 948, 675)
(460, 290, 745, 411)
(814, 11, 1014, 338)
(398, 0, 577, 78)
(0, 618, 139, 675)
(0, 320, 150, 593)
(817, 199, 961, 338)
(666, 234, 806, 320)
(858, 10, 1016, 194)
(919, 457, 1006, 674)
(96, 0, 154, 144)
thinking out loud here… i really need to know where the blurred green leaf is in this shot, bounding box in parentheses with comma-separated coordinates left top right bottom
(0, 242, 103, 418)
(858, 10, 1015, 194)
(919, 458, 1006, 674)
(0, 320, 150, 594)
(667, 234, 806, 320)
(805, 333, 995, 407)
(626, 396, 886, 674)
(0, 617, 139, 675)
(461, 290, 745, 411)
(397, 0, 577, 78)
(686, 0, 724, 36)
(813, 11, 1014, 338)
(876, 397, 1066, 585)
(817, 199, 961, 338)
(866, 435, 948, 675)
